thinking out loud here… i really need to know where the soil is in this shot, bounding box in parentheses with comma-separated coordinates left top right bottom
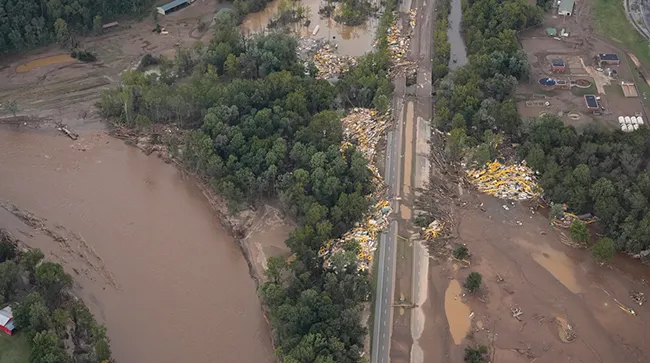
(0, 0, 227, 130)
(417, 192, 650, 363)
(517, 2, 648, 130)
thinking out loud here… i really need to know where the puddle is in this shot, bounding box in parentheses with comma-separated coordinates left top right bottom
(241, 0, 377, 57)
(16, 54, 76, 73)
(447, 0, 467, 68)
(444, 279, 471, 344)
(533, 249, 582, 293)
(554, 314, 576, 343)
(402, 101, 414, 197)
(400, 204, 412, 219)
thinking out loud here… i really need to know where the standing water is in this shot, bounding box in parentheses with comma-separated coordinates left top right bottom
(241, 0, 378, 57)
(0, 130, 274, 363)
(447, 0, 468, 69)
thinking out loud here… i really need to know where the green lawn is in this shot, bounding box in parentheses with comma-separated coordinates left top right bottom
(0, 332, 30, 363)
(594, 0, 650, 67)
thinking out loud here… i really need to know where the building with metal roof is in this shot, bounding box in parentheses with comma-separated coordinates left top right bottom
(598, 53, 620, 66)
(0, 307, 14, 336)
(157, 0, 194, 15)
(558, 0, 575, 16)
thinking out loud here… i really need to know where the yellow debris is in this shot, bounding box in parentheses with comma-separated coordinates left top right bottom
(466, 161, 542, 201)
(313, 44, 356, 79)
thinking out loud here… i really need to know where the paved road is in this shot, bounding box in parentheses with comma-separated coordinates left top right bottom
(371, 96, 404, 363)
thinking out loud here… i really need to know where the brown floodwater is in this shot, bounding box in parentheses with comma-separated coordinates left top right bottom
(0, 129, 274, 363)
(241, 0, 377, 57)
(443, 279, 471, 344)
(16, 54, 76, 73)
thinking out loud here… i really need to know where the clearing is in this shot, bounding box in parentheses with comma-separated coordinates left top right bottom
(0, 333, 29, 363)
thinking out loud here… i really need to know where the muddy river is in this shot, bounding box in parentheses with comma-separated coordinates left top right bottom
(0, 129, 274, 363)
(447, 0, 467, 69)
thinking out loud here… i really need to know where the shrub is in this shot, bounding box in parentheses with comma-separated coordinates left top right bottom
(592, 237, 616, 261)
(464, 272, 482, 292)
(570, 219, 589, 243)
(453, 245, 469, 260)
(464, 344, 488, 363)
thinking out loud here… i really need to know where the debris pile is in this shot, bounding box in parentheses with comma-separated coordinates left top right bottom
(385, 9, 417, 60)
(465, 161, 542, 201)
(320, 200, 392, 271)
(630, 290, 646, 305)
(423, 220, 443, 241)
(313, 44, 356, 79)
(340, 108, 390, 167)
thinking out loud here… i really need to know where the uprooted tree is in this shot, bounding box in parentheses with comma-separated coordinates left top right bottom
(464, 272, 482, 292)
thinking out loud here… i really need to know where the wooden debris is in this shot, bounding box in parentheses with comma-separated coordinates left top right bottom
(55, 122, 78, 140)
(511, 306, 523, 321)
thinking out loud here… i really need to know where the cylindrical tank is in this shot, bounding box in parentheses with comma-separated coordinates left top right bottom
(621, 124, 628, 132)
(638, 117, 644, 125)
(631, 117, 638, 125)
(634, 124, 640, 130)
(619, 116, 625, 124)
(625, 116, 632, 124)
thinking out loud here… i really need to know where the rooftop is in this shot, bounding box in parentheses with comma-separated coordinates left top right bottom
(584, 95, 598, 108)
(0, 307, 12, 326)
(598, 53, 619, 61)
(546, 28, 557, 36)
(551, 59, 565, 67)
(157, 0, 190, 12)
(558, 0, 575, 13)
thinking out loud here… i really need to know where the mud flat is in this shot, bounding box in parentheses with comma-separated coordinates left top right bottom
(0, 129, 275, 363)
(417, 194, 650, 363)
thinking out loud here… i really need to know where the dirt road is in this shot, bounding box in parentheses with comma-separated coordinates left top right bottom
(417, 192, 650, 363)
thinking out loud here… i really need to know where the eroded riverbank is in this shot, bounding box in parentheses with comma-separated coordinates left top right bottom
(0, 129, 277, 363)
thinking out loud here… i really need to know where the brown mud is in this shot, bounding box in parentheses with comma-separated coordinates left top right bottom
(417, 193, 650, 363)
(0, 128, 285, 363)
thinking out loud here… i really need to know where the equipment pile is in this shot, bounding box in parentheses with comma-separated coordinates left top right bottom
(385, 9, 417, 60)
(465, 161, 542, 201)
(321, 108, 393, 272)
(313, 44, 356, 79)
(320, 200, 392, 271)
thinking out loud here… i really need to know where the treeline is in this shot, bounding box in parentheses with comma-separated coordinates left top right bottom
(99, 11, 398, 361)
(0, 230, 111, 363)
(435, 0, 542, 162)
(521, 116, 650, 253)
(432, 0, 451, 79)
(0, 0, 153, 52)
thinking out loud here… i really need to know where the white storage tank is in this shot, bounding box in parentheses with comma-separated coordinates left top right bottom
(625, 116, 632, 124)
(621, 124, 628, 132)
(619, 116, 625, 124)
(631, 117, 638, 125)
(634, 124, 640, 130)
(638, 117, 644, 125)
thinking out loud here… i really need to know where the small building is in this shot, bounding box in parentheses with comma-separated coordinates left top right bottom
(558, 0, 575, 16)
(0, 307, 14, 336)
(546, 28, 557, 37)
(102, 21, 119, 29)
(584, 95, 600, 111)
(598, 53, 620, 66)
(551, 59, 566, 73)
(157, 0, 194, 15)
(621, 81, 639, 97)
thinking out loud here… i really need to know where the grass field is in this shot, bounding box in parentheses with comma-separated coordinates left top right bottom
(0, 333, 30, 363)
(594, 0, 650, 67)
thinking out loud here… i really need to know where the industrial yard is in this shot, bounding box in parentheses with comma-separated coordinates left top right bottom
(517, 2, 648, 130)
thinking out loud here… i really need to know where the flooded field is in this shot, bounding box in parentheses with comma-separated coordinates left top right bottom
(0, 129, 274, 363)
(242, 0, 377, 57)
(16, 54, 76, 73)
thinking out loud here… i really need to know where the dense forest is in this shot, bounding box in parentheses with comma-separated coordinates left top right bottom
(520, 116, 650, 253)
(0, 231, 111, 363)
(0, 0, 153, 52)
(99, 9, 393, 361)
